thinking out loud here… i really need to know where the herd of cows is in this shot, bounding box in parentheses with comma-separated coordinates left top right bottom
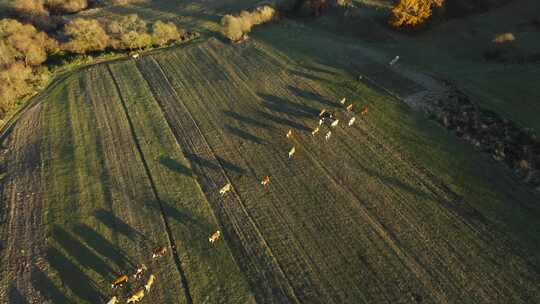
(105, 93, 368, 303)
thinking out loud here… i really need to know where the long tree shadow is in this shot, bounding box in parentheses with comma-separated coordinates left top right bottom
(8, 284, 29, 304)
(149, 199, 210, 232)
(46, 246, 102, 303)
(52, 225, 115, 279)
(158, 155, 193, 176)
(94, 209, 146, 242)
(255, 110, 311, 132)
(225, 125, 266, 145)
(30, 267, 70, 304)
(287, 86, 336, 107)
(72, 224, 134, 270)
(258, 93, 318, 118)
(288, 69, 331, 83)
(223, 110, 273, 129)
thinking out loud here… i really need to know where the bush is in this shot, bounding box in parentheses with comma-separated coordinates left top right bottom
(63, 18, 110, 53)
(221, 5, 276, 41)
(45, 0, 88, 14)
(390, 0, 444, 28)
(151, 20, 183, 46)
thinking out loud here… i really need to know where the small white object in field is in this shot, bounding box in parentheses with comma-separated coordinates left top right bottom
(209, 230, 221, 244)
(219, 183, 232, 195)
(286, 129, 292, 138)
(331, 119, 339, 127)
(389, 55, 400, 66)
(288, 146, 296, 158)
(127, 289, 145, 303)
(312, 127, 320, 136)
(145, 274, 156, 292)
(348, 116, 356, 126)
(340, 97, 346, 104)
(132, 53, 140, 59)
(106, 296, 118, 304)
(325, 131, 332, 141)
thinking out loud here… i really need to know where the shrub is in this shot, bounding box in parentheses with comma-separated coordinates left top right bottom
(151, 20, 183, 46)
(63, 18, 110, 53)
(390, 0, 444, 28)
(221, 5, 276, 41)
(45, 0, 89, 14)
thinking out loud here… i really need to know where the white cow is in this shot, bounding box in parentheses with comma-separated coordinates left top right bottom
(288, 146, 296, 158)
(348, 116, 356, 126)
(219, 183, 232, 195)
(106, 296, 118, 304)
(331, 119, 339, 127)
(340, 97, 346, 105)
(145, 274, 156, 292)
(325, 131, 332, 141)
(127, 289, 145, 303)
(312, 127, 320, 136)
(389, 55, 400, 66)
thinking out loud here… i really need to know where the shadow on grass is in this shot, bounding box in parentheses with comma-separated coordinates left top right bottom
(225, 125, 266, 145)
(288, 69, 331, 83)
(223, 110, 272, 129)
(288, 86, 335, 107)
(52, 225, 115, 279)
(46, 246, 102, 303)
(258, 93, 318, 119)
(8, 284, 29, 304)
(30, 267, 70, 304)
(186, 153, 220, 170)
(255, 110, 311, 132)
(94, 209, 146, 242)
(72, 224, 134, 270)
(216, 156, 247, 175)
(159, 155, 193, 176)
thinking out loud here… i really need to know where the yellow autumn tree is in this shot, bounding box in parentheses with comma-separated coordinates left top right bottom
(390, 0, 444, 28)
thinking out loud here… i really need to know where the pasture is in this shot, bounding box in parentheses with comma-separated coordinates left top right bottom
(1, 0, 540, 303)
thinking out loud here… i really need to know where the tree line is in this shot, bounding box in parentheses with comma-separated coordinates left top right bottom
(0, 0, 186, 120)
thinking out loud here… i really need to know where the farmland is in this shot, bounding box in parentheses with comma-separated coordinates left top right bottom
(1, 0, 540, 303)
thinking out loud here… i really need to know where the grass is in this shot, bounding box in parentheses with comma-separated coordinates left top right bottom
(1, 0, 540, 303)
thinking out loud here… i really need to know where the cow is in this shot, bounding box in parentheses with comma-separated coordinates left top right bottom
(312, 127, 320, 136)
(288, 146, 296, 158)
(209, 230, 221, 244)
(106, 296, 118, 304)
(261, 175, 270, 186)
(286, 129, 292, 139)
(361, 106, 368, 115)
(145, 274, 156, 292)
(318, 119, 324, 126)
(127, 289, 145, 303)
(348, 116, 356, 126)
(111, 275, 128, 289)
(346, 104, 353, 112)
(133, 264, 147, 280)
(319, 109, 327, 117)
(340, 97, 346, 105)
(152, 246, 167, 259)
(389, 55, 400, 66)
(331, 119, 339, 127)
(219, 183, 232, 195)
(132, 53, 140, 59)
(325, 131, 332, 141)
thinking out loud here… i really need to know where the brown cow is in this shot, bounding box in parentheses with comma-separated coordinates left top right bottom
(346, 104, 353, 112)
(133, 264, 147, 280)
(111, 275, 128, 289)
(261, 175, 270, 186)
(361, 106, 368, 115)
(219, 183, 232, 195)
(286, 129, 293, 139)
(209, 230, 221, 244)
(152, 246, 167, 259)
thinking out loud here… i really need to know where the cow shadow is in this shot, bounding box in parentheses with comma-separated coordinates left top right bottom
(94, 209, 146, 242)
(288, 86, 335, 107)
(216, 156, 246, 175)
(258, 93, 318, 118)
(158, 155, 193, 176)
(8, 284, 30, 304)
(51, 225, 115, 279)
(185, 153, 220, 171)
(46, 246, 102, 303)
(255, 110, 311, 132)
(225, 125, 266, 145)
(223, 110, 272, 129)
(30, 267, 70, 304)
(72, 224, 135, 270)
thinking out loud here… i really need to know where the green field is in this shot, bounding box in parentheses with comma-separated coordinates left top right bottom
(1, 0, 540, 303)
